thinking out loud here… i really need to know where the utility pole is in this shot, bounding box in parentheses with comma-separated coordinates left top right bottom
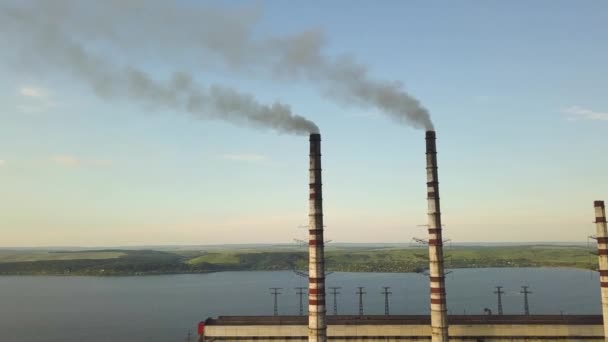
(269, 287, 282, 316)
(329, 287, 341, 315)
(520, 286, 532, 315)
(381, 287, 392, 315)
(295, 287, 307, 316)
(494, 286, 504, 315)
(357, 287, 366, 316)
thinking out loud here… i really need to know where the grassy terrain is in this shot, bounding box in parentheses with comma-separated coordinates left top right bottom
(0, 245, 597, 276)
(0, 250, 125, 263)
(324, 245, 595, 272)
(184, 245, 596, 273)
(186, 252, 240, 265)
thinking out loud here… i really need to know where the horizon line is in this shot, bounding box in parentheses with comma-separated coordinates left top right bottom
(0, 241, 590, 249)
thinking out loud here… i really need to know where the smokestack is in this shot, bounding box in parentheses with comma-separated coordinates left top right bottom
(594, 200, 608, 342)
(425, 131, 449, 342)
(308, 133, 326, 342)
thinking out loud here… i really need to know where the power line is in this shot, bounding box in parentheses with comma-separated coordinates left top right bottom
(520, 286, 532, 315)
(381, 287, 392, 316)
(329, 287, 341, 315)
(356, 287, 366, 316)
(269, 287, 282, 316)
(493, 286, 504, 315)
(295, 287, 307, 316)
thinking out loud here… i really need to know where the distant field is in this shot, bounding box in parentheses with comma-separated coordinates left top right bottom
(183, 245, 596, 272)
(0, 245, 598, 276)
(186, 253, 240, 265)
(324, 245, 595, 272)
(0, 250, 125, 263)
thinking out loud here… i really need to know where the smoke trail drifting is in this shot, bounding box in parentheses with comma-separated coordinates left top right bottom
(0, 1, 318, 135)
(0, 0, 431, 130)
(271, 30, 433, 130)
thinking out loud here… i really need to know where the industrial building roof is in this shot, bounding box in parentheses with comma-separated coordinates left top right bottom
(205, 315, 602, 326)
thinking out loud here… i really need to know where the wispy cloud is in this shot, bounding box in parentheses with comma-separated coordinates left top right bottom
(52, 155, 82, 167)
(0, 159, 6, 167)
(19, 86, 49, 98)
(51, 155, 112, 168)
(16, 85, 58, 113)
(221, 154, 268, 162)
(562, 106, 608, 121)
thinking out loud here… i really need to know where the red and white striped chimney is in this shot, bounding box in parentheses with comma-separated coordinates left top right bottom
(426, 131, 449, 342)
(308, 133, 326, 342)
(594, 200, 608, 341)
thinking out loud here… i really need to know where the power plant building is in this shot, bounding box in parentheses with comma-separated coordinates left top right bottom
(197, 132, 608, 342)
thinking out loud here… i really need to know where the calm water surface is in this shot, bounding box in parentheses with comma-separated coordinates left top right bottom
(0, 268, 600, 342)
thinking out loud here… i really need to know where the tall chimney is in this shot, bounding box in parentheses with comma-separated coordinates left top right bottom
(425, 130, 449, 342)
(594, 200, 608, 341)
(308, 133, 326, 342)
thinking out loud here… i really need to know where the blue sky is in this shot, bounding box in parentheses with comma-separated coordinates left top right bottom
(0, 1, 607, 246)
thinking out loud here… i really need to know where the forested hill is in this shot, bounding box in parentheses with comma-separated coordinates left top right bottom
(0, 245, 596, 276)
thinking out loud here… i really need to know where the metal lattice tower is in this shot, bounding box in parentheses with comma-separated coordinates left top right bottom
(381, 287, 392, 315)
(269, 287, 282, 316)
(520, 286, 532, 315)
(493, 286, 504, 315)
(329, 287, 341, 315)
(295, 287, 307, 316)
(357, 287, 366, 316)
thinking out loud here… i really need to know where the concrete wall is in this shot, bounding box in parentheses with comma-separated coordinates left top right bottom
(202, 323, 603, 341)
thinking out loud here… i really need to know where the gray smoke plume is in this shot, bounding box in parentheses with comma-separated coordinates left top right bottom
(0, 0, 432, 130)
(270, 30, 433, 130)
(0, 1, 318, 135)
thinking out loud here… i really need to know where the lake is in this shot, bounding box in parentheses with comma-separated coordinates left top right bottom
(0, 268, 601, 342)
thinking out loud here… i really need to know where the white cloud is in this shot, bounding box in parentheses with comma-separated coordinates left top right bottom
(52, 155, 82, 167)
(51, 155, 112, 168)
(16, 103, 57, 113)
(0, 160, 5, 167)
(18, 86, 49, 98)
(16, 85, 58, 113)
(563, 106, 608, 121)
(221, 154, 268, 162)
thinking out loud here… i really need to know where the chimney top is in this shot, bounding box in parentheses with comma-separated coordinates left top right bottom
(310, 133, 321, 141)
(426, 130, 436, 139)
(595, 200, 605, 208)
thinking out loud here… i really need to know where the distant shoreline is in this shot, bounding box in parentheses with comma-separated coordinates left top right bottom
(0, 245, 597, 276)
(0, 242, 589, 250)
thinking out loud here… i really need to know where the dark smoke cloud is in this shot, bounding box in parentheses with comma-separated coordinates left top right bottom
(270, 30, 433, 130)
(0, 0, 432, 131)
(0, 1, 318, 135)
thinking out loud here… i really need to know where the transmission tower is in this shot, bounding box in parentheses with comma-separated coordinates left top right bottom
(295, 287, 307, 316)
(381, 287, 392, 315)
(356, 287, 366, 316)
(329, 287, 341, 315)
(493, 286, 504, 315)
(269, 287, 282, 316)
(410, 233, 453, 277)
(520, 286, 532, 315)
